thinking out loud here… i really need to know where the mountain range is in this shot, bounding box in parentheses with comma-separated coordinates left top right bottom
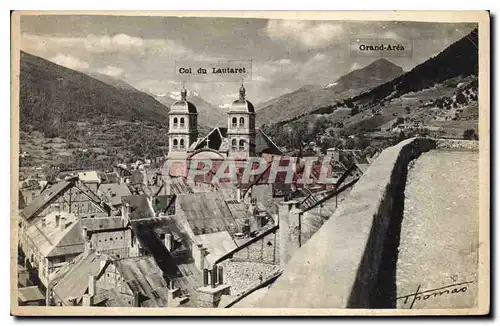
(255, 58, 405, 126)
(19, 51, 171, 137)
(152, 91, 227, 130)
(262, 28, 479, 149)
(18, 27, 478, 170)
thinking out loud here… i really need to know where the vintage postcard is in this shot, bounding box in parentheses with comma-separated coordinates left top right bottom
(10, 11, 490, 316)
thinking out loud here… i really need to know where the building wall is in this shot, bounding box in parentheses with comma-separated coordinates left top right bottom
(96, 264, 135, 305)
(231, 231, 279, 265)
(91, 229, 134, 259)
(43, 187, 104, 218)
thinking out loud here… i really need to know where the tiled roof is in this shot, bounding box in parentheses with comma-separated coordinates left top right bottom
(129, 217, 201, 299)
(24, 211, 85, 258)
(94, 287, 128, 307)
(50, 249, 110, 306)
(195, 231, 237, 266)
(18, 286, 45, 303)
(114, 256, 170, 307)
(176, 192, 239, 235)
(20, 181, 73, 221)
(98, 183, 132, 207)
(254, 129, 282, 155)
(80, 217, 125, 232)
(122, 195, 154, 220)
(77, 171, 100, 184)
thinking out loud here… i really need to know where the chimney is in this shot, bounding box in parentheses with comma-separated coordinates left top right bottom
(82, 226, 89, 241)
(278, 200, 302, 267)
(193, 243, 207, 270)
(217, 265, 224, 285)
(203, 269, 209, 286)
(236, 188, 242, 202)
(122, 202, 130, 222)
(55, 215, 61, 227)
(88, 275, 96, 296)
(134, 293, 141, 307)
(82, 226, 93, 253)
(242, 219, 251, 236)
(196, 265, 231, 307)
(83, 276, 95, 307)
(41, 218, 46, 227)
(211, 265, 218, 288)
(60, 217, 67, 231)
(164, 233, 173, 251)
(167, 282, 180, 303)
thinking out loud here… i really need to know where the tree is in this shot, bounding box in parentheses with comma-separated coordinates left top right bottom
(313, 116, 329, 136)
(463, 129, 478, 140)
(456, 91, 467, 104)
(397, 131, 406, 143)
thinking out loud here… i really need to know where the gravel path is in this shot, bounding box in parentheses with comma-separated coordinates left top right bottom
(396, 150, 479, 309)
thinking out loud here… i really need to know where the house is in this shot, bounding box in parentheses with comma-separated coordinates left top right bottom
(19, 209, 140, 287)
(18, 286, 46, 306)
(77, 171, 101, 192)
(98, 183, 132, 212)
(48, 247, 176, 307)
(19, 177, 110, 227)
(120, 190, 270, 305)
(19, 211, 85, 285)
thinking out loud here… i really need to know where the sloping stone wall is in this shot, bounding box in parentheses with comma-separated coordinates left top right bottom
(256, 137, 441, 308)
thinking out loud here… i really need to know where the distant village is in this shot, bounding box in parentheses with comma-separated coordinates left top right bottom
(17, 85, 379, 308)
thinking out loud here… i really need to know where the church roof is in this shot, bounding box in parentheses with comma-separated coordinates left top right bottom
(170, 88, 197, 114)
(192, 127, 281, 155)
(254, 129, 282, 155)
(229, 84, 255, 113)
(170, 100, 197, 114)
(229, 99, 255, 113)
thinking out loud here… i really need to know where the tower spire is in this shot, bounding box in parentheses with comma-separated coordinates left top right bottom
(181, 83, 187, 101)
(239, 80, 246, 101)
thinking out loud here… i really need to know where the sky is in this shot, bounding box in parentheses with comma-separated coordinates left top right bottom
(20, 15, 477, 106)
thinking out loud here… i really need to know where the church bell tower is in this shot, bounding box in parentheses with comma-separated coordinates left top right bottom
(227, 84, 256, 159)
(167, 86, 198, 159)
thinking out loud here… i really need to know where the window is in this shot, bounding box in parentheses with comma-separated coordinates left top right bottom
(239, 117, 245, 127)
(231, 117, 237, 128)
(173, 117, 178, 128)
(239, 139, 246, 151)
(180, 117, 185, 127)
(180, 139, 185, 149)
(173, 139, 178, 150)
(231, 139, 237, 151)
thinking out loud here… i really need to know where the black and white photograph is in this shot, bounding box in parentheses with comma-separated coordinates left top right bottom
(10, 11, 490, 315)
